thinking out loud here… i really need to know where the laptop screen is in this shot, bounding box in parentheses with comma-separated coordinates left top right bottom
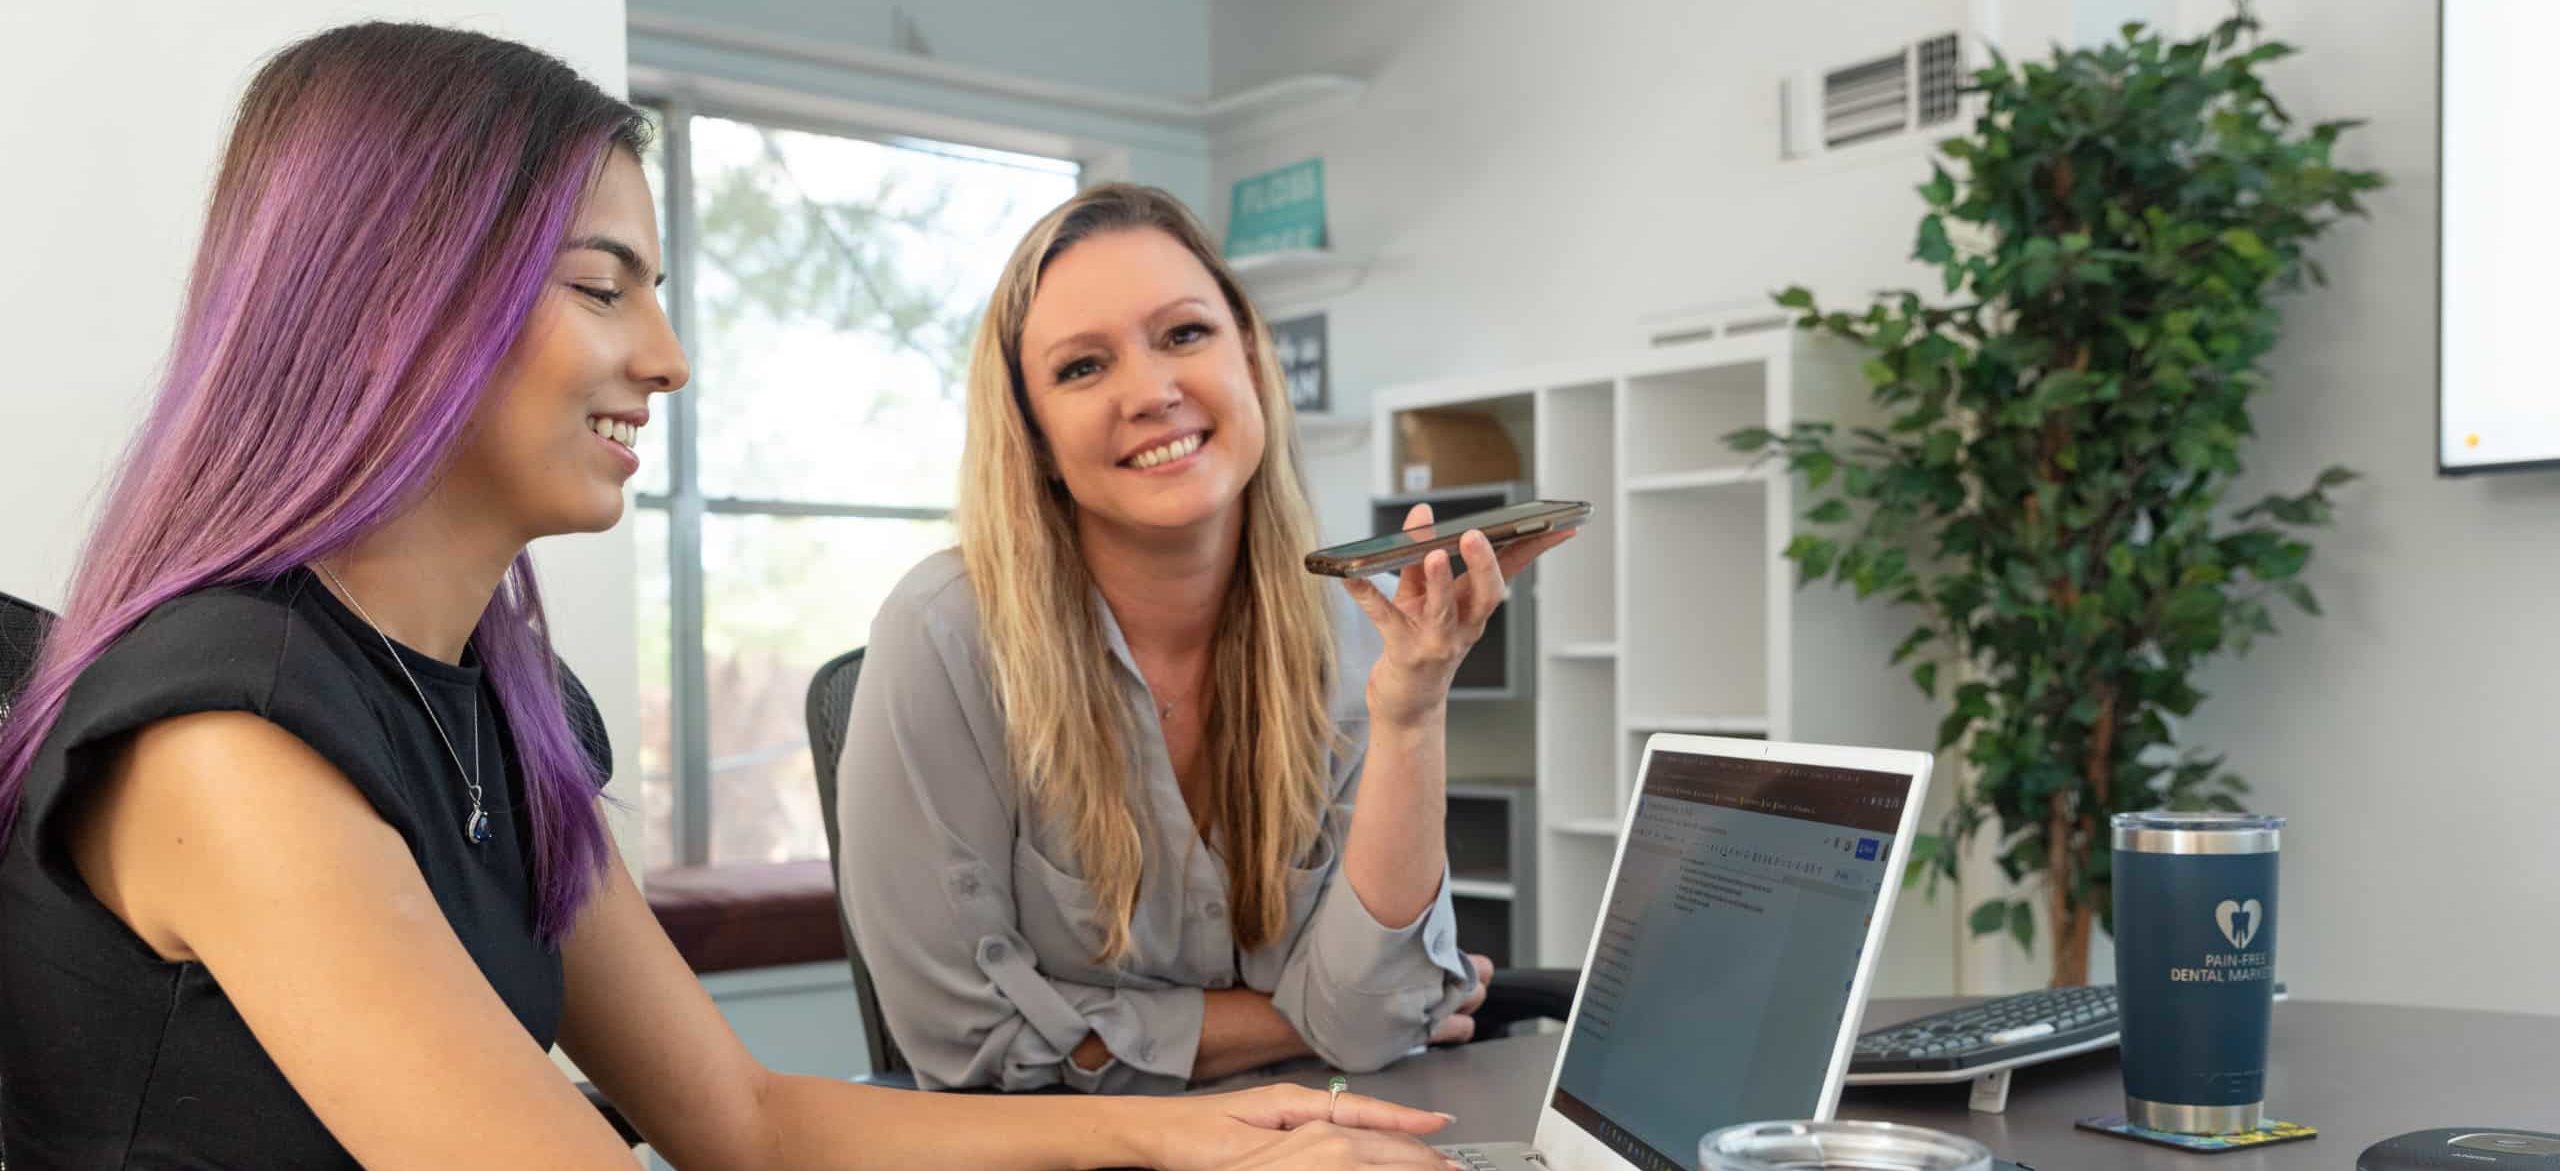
(1549, 747, 1912, 1171)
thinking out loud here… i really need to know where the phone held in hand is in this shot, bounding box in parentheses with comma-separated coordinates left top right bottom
(1303, 499, 1591, 578)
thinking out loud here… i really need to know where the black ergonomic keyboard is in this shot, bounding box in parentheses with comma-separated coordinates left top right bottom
(1847, 982, 2287, 1081)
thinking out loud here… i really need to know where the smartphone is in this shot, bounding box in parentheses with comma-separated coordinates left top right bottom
(1304, 499, 1591, 577)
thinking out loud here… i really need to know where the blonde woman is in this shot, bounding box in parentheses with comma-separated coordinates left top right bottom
(836, 183, 1573, 1094)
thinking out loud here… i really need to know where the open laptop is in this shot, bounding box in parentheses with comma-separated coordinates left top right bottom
(1443, 734, 1932, 1171)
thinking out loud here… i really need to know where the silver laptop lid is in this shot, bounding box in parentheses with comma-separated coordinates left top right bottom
(1542, 738, 1923, 1171)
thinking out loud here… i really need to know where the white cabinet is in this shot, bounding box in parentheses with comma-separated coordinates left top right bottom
(1369, 331, 1939, 967)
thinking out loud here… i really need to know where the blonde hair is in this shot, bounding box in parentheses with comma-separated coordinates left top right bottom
(957, 183, 1338, 963)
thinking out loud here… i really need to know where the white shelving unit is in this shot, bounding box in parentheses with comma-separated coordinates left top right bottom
(1369, 331, 1940, 967)
(1229, 247, 1367, 308)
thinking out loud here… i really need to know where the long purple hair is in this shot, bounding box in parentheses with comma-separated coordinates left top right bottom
(0, 23, 649, 942)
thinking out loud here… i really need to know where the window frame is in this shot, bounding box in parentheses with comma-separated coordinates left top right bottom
(633, 89, 1079, 868)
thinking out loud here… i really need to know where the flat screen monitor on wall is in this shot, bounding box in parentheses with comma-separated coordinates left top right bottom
(2440, 0, 2560, 473)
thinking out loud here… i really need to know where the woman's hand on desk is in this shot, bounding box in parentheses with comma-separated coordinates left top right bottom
(1206, 1121, 1461, 1170)
(1144, 1084, 1455, 1171)
(1428, 953, 1497, 1045)
(1345, 504, 1574, 729)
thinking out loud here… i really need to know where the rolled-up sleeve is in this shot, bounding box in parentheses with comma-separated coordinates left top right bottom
(835, 573, 1204, 1093)
(1272, 853, 1474, 1072)
(1267, 640, 1478, 1071)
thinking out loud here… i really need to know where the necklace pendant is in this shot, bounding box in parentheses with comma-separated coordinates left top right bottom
(466, 808, 492, 845)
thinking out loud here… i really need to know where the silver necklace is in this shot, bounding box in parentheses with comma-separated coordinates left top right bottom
(319, 564, 490, 845)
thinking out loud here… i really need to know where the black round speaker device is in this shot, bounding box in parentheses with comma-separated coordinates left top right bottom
(2361, 1130, 2560, 1171)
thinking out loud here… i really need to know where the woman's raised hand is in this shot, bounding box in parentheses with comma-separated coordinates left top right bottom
(1343, 503, 1575, 727)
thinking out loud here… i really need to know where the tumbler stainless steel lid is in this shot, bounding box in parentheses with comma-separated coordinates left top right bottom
(2111, 811, 2284, 855)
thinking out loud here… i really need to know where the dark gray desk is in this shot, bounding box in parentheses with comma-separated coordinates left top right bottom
(1200, 1000, 2560, 1166)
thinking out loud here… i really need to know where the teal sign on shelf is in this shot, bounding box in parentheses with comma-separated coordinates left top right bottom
(1225, 158, 1327, 257)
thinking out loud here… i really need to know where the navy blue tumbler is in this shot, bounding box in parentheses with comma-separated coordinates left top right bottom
(2110, 811, 2283, 1134)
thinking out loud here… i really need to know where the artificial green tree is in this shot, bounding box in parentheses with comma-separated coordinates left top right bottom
(1732, 12, 2384, 985)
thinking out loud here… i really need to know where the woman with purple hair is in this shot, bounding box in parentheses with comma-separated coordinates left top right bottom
(0, 22, 1457, 1171)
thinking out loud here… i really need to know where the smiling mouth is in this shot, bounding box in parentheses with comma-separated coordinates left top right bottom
(588, 415, 639, 450)
(1123, 430, 1209, 469)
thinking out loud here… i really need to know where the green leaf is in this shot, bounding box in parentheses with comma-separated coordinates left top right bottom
(1775, 286, 1816, 310)
(2252, 541, 2310, 581)
(1797, 538, 1839, 581)
(2223, 228, 2271, 261)
(1916, 214, 1954, 265)
(1725, 425, 1778, 451)
(1806, 498, 1851, 524)
(1969, 900, 2009, 937)
(1803, 450, 1838, 491)
(2009, 900, 2036, 952)
(1935, 706, 1974, 751)
(1861, 357, 1898, 387)
(1912, 661, 1940, 698)
(1901, 834, 1943, 890)
(2278, 580, 2322, 615)
(2166, 585, 2221, 628)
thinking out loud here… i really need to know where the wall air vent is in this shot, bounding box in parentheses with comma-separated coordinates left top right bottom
(1823, 50, 1910, 148)
(1782, 31, 1966, 160)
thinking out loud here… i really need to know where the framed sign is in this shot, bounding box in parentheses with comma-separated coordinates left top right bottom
(1225, 158, 1326, 257)
(1269, 312, 1329, 414)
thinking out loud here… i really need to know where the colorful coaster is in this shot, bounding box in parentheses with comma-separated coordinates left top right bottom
(2076, 1115, 2319, 1153)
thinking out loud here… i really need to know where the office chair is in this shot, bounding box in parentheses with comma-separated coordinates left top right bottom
(803, 645, 1580, 1088)
(803, 647, 920, 1088)
(0, 588, 645, 1151)
(0, 589, 44, 1169)
(0, 589, 48, 720)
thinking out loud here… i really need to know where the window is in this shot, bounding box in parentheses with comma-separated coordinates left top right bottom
(635, 103, 1078, 870)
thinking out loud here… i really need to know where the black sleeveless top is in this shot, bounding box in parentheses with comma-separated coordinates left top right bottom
(0, 569, 609, 1169)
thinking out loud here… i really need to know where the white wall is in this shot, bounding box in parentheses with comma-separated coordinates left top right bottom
(0, 0, 646, 868)
(1212, 0, 2559, 1015)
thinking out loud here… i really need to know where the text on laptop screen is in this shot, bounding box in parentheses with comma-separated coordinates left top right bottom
(1550, 750, 1909, 1171)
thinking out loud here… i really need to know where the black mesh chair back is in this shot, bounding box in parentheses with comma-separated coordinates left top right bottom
(0, 589, 52, 725)
(803, 647, 911, 1084)
(0, 590, 44, 1166)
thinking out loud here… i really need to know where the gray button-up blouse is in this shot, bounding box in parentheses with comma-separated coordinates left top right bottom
(834, 550, 1476, 1093)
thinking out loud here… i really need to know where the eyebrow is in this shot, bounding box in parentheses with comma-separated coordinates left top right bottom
(568, 235, 665, 288)
(1038, 296, 1214, 365)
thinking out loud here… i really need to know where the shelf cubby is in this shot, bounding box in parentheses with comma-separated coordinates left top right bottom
(1620, 359, 1767, 481)
(1537, 656, 1619, 828)
(1535, 380, 1616, 647)
(1619, 480, 1769, 723)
